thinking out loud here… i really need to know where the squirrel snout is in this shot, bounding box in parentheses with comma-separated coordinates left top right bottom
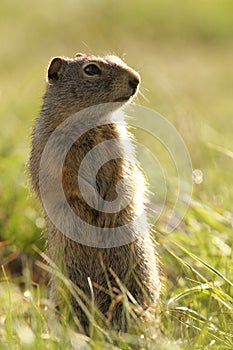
(129, 76, 140, 89)
(128, 75, 140, 95)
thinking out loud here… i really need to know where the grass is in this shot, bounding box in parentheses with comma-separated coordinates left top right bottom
(0, 0, 233, 348)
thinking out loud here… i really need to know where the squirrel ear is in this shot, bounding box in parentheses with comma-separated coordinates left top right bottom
(47, 57, 66, 82)
(75, 53, 84, 58)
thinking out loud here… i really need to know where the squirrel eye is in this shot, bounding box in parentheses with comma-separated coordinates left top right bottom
(83, 64, 101, 76)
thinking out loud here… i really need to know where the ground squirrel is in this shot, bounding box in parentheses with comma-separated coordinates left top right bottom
(30, 53, 161, 333)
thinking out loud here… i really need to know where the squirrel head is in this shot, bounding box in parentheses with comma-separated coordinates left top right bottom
(45, 54, 140, 114)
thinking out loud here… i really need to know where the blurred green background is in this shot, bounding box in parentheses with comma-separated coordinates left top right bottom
(0, 0, 233, 251)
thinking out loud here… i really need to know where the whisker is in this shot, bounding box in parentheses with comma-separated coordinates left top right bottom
(138, 88, 150, 103)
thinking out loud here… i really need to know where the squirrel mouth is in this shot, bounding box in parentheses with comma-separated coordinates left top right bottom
(114, 96, 131, 102)
(114, 86, 138, 102)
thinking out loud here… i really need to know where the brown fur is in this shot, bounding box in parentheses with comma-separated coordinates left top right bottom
(30, 53, 161, 333)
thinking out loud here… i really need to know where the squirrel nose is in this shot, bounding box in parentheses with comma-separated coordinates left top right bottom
(128, 76, 140, 91)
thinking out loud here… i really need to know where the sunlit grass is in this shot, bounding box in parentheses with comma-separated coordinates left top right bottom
(1, 218, 232, 349)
